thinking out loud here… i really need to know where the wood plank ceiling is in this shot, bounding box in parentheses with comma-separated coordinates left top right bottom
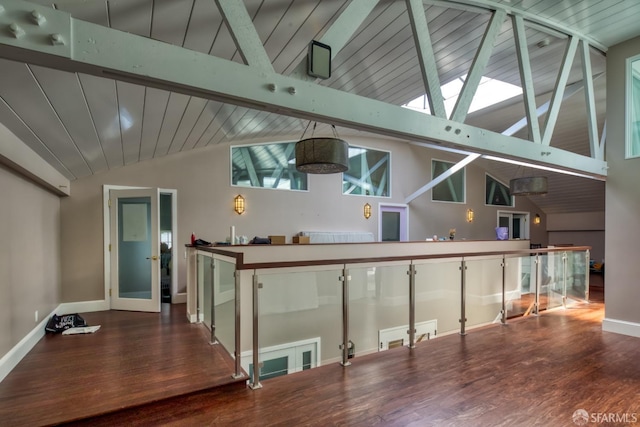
(3, 0, 640, 214)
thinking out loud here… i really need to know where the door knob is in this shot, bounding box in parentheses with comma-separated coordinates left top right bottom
(146, 255, 159, 260)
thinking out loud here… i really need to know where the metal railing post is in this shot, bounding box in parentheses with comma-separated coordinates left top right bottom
(459, 259, 467, 336)
(340, 267, 351, 367)
(534, 254, 541, 315)
(585, 250, 590, 302)
(209, 258, 218, 345)
(196, 254, 200, 322)
(408, 263, 417, 348)
(562, 251, 568, 308)
(501, 255, 507, 325)
(232, 267, 244, 379)
(249, 273, 262, 389)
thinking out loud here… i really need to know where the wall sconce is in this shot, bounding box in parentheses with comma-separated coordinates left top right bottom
(234, 195, 245, 215)
(364, 203, 372, 219)
(466, 209, 474, 223)
(534, 213, 541, 225)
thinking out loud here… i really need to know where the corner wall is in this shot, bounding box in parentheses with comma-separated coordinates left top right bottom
(604, 35, 640, 337)
(0, 165, 61, 361)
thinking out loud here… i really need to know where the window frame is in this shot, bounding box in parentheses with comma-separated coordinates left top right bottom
(484, 173, 514, 207)
(430, 158, 466, 204)
(342, 144, 391, 198)
(230, 141, 309, 192)
(626, 53, 640, 159)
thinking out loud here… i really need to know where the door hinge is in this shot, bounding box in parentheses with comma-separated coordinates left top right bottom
(108, 198, 111, 208)
(109, 288, 112, 297)
(108, 244, 111, 252)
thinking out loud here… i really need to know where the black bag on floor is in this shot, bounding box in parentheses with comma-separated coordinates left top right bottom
(45, 314, 87, 333)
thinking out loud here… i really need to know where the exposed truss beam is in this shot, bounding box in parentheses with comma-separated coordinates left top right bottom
(214, 0, 274, 73)
(406, 0, 445, 119)
(0, 0, 607, 179)
(501, 75, 604, 137)
(511, 14, 541, 144)
(290, 0, 381, 81)
(439, 0, 606, 53)
(405, 154, 481, 204)
(580, 40, 601, 160)
(450, 9, 506, 123)
(239, 147, 260, 186)
(542, 36, 579, 146)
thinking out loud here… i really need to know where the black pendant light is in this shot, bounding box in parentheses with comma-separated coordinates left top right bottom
(295, 123, 349, 174)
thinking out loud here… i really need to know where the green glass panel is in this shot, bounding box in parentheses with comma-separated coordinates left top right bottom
(118, 197, 152, 299)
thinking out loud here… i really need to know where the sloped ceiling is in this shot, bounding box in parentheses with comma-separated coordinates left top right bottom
(2, 0, 640, 213)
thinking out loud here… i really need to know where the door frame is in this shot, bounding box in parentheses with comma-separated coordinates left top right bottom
(103, 185, 179, 309)
(496, 210, 530, 240)
(378, 203, 409, 242)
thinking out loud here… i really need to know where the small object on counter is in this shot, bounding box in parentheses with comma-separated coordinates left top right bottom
(191, 232, 196, 245)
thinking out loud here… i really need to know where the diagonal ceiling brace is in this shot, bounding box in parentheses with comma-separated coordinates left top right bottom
(580, 40, 601, 160)
(542, 35, 579, 146)
(405, 153, 481, 204)
(214, 0, 274, 73)
(511, 14, 541, 144)
(450, 8, 506, 123)
(406, 0, 446, 119)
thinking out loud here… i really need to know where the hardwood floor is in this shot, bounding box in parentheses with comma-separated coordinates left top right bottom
(0, 304, 245, 426)
(4, 277, 636, 427)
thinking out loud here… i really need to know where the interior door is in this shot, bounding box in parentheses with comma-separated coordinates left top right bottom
(110, 188, 160, 312)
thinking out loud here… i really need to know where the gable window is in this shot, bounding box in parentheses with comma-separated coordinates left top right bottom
(343, 146, 390, 197)
(231, 142, 308, 191)
(485, 174, 513, 206)
(432, 159, 465, 203)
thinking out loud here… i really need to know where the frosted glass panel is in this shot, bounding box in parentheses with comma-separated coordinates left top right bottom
(348, 264, 410, 355)
(215, 258, 236, 353)
(118, 197, 152, 299)
(415, 259, 462, 336)
(465, 257, 505, 328)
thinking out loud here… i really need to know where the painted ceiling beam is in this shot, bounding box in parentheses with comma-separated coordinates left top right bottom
(511, 14, 541, 144)
(450, 9, 506, 123)
(542, 36, 579, 146)
(214, 0, 274, 73)
(289, 0, 381, 81)
(406, 0, 446, 119)
(405, 153, 481, 204)
(0, 0, 607, 179)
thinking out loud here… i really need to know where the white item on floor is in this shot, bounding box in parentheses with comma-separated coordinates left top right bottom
(62, 325, 101, 335)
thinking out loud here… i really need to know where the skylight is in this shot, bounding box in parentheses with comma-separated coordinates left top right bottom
(403, 75, 522, 117)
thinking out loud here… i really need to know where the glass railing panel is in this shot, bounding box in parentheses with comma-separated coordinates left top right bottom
(566, 250, 588, 303)
(348, 262, 411, 355)
(465, 256, 506, 328)
(539, 252, 563, 310)
(252, 266, 343, 381)
(197, 253, 213, 327)
(414, 258, 463, 337)
(214, 257, 236, 354)
(505, 254, 536, 318)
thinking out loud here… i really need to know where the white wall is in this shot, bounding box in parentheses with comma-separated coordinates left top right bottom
(547, 212, 605, 262)
(604, 35, 640, 336)
(60, 135, 545, 303)
(0, 165, 61, 359)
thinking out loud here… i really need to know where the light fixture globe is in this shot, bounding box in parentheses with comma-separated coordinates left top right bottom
(509, 176, 548, 196)
(295, 137, 349, 174)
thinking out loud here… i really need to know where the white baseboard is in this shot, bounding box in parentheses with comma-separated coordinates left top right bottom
(58, 299, 109, 314)
(602, 318, 640, 338)
(173, 293, 187, 304)
(0, 304, 62, 383)
(0, 300, 110, 383)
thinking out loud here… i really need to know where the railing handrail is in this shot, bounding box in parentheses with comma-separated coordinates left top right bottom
(189, 243, 591, 271)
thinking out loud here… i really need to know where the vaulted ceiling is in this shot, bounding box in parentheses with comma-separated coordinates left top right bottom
(3, 0, 640, 213)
